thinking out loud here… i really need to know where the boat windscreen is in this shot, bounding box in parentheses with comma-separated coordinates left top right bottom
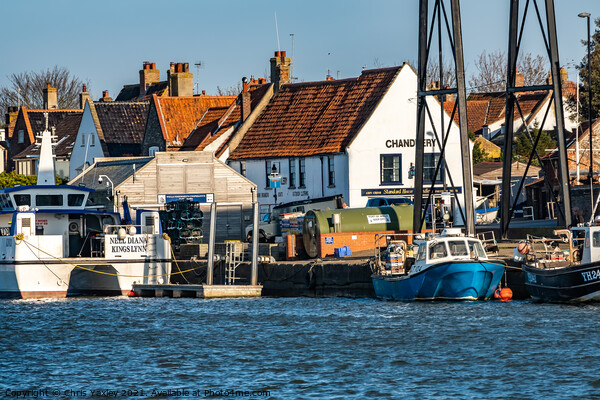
(468, 240, 486, 258)
(448, 240, 469, 256)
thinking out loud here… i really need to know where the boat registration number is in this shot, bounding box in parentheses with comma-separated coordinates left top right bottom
(581, 269, 600, 283)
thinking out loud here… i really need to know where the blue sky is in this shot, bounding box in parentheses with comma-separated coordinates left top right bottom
(1, 0, 598, 100)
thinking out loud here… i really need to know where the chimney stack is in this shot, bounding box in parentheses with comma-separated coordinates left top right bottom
(241, 77, 251, 122)
(270, 50, 291, 92)
(140, 61, 160, 96)
(79, 84, 90, 109)
(515, 71, 525, 87)
(168, 62, 193, 97)
(43, 83, 58, 109)
(99, 90, 113, 102)
(5, 106, 18, 128)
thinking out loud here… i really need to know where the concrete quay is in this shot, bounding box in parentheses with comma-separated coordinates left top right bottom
(170, 241, 530, 299)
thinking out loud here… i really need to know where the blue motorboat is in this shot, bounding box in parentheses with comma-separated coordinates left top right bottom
(371, 229, 505, 300)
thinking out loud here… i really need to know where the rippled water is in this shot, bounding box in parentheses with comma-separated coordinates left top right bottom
(1, 297, 600, 399)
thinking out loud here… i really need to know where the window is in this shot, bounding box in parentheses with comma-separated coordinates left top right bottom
(36, 195, 63, 207)
(81, 134, 85, 147)
(468, 240, 486, 258)
(380, 154, 402, 185)
(328, 156, 335, 187)
(14, 194, 31, 206)
(68, 194, 85, 206)
(240, 161, 246, 177)
(424, 153, 444, 184)
(448, 240, 468, 256)
(429, 241, 448, 259)
(90, 134, 95, 147)
(299, 158, 306, 188)
(289, 159, 296, 188)
(18, 130, 24, 144)
(593, 232, 600, 248)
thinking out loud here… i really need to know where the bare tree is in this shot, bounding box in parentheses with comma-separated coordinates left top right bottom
(468, 50, 507, 92)
(216, 81, 242, 96)
(426, 59, 456, 88)
(0, 66, 88, 124)
(468, 50, 548, 92)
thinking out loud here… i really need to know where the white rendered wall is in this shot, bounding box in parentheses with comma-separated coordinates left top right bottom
(69, 103, 104, 179)
(347, 64, 467, 208)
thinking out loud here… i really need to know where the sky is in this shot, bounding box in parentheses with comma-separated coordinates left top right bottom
(1, 0, 599, 101)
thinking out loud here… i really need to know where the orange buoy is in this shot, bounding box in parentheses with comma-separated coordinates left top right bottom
(517, 241, 529, 255)
(127, 290, 136, 297)
(499, 287, 513, 301)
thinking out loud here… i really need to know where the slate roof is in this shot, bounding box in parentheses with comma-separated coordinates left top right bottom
(11, 109, 82, 144)
(152, 95, 237, 149)
(92, 102, 149, 145)
(228, 66, 402, 160)
(13, 113, 82, 159)
(69, 157, 154, 189)
(115, 84, 140, 102)
(115, 81, 169, 102)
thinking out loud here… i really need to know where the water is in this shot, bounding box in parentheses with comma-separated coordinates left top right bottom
(1, 297, 600, 400)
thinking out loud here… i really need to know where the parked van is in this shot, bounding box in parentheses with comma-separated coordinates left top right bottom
(365, 197, 413, 207)
(246, 194, 345, 242)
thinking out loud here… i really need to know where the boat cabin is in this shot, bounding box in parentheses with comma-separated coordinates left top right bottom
(411, 234, 488, 272)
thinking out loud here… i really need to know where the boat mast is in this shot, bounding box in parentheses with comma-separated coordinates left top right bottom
(36, 112, 57, 185)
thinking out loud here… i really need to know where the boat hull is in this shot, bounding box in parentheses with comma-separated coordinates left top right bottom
(522, 261, 600, 303)
(0, 259, 171, 299)
(372, 261, 505, 301)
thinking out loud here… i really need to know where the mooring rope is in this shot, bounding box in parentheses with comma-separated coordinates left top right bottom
(13, 234, 204, 279)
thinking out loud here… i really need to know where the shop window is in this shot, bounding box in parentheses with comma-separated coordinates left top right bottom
(380, 154, 402, 185)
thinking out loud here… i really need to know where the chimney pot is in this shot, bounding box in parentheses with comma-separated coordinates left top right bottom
(151, 62, 155, 69)
(82, 84, 87, 92)
(202, 90, 206, 95)
(274, 51, 281, 57)
(103, 91, 108, 97)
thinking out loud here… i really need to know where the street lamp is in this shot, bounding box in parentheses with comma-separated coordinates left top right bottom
(98, 174, 116, 212)
(579, 11, 593, 214)
(98, 175, 114, 196)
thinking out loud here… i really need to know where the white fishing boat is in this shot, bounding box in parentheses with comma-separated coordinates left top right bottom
(0, 123, 171, 299)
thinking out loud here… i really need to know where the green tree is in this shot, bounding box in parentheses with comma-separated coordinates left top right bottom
(0, 172, 37, 188)
(514, 129, 556, 165)
(472, 141, 493, 164)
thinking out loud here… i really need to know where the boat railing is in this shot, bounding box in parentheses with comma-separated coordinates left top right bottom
(476, 231, 499, 255)
(525, 234, 570, 262)
(372, 234, 410, 275)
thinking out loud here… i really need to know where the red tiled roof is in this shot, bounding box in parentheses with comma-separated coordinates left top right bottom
(153, 95, 236, 147)
(459, 91, 550, 133)
(443, 100, 489, 133)
(229, 66, 401, 160)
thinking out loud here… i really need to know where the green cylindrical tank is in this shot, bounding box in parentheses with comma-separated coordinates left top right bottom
(302, 205, 414, 258)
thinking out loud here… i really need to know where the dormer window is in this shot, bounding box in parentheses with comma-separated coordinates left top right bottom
(18, 130, 24, 144)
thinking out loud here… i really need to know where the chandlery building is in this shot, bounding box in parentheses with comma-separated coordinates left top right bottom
(226, 62, 470, 217)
